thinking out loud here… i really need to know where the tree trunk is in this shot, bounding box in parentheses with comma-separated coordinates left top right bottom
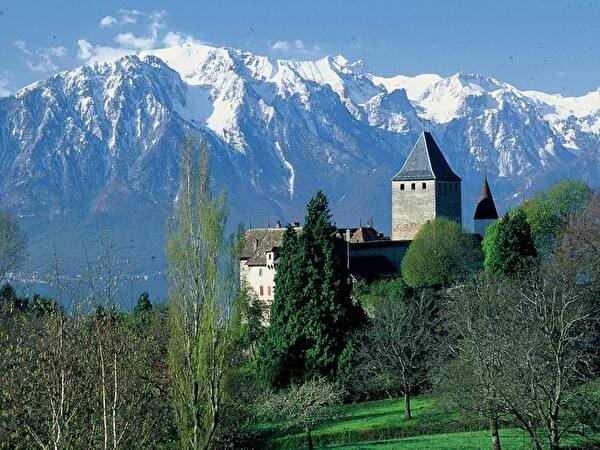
(306, 428, 314, 450)
(489, 415, 501, 450)
(549, 418, 560, 450)
(404, 391, 412, 420)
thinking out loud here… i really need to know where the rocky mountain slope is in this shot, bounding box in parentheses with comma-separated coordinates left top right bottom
(1, 43, 599, 290)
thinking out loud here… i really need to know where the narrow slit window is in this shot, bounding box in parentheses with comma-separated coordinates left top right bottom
(422, 182, 426, 189)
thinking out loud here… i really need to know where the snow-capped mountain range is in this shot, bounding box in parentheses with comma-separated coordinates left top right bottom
(1, 43, 599, 283)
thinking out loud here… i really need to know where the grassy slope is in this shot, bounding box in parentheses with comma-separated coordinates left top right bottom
(265, 394, 600, 449)
(264, 396, 484, 449)
(329, 429, 531, 449)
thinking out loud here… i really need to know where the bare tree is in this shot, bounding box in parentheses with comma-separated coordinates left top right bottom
(166, 137, 244, 450)
(352, 289, 436, 420)
(261, 378, 343, 450)
(443, 260, 599, 450)
(503, 259, 598, 450)
(0, 212, 26, 282)
(438, 274, 519, 450)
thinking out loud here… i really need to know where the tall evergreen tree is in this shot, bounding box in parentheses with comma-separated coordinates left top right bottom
(258, 191, 365, 388)
(134, 292, 152, 313)
(483, 209, 537, 277)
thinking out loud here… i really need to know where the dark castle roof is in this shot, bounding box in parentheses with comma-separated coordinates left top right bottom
(240, 227, 299, 266)
(473, 177, 499, 220)
(392, 131, 461, 182)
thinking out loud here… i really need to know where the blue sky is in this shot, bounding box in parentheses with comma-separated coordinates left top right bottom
(1, 0, 599, 96)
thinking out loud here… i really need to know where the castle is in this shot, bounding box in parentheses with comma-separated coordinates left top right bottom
(240, 131, 499, 302)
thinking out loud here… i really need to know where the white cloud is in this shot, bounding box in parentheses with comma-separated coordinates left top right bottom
(48, 46, 67, 58)
(78, 9, 205, 65)
(14, 41, 66, 73)
(77, 39, 133, 65)
(162, 31, 203, 47)
(271, 40, 306, 52)
(99, 15, 117, 28)
(0, 79, 11, 97)
(26, 56, 58, 73)
(148, 10, 166, 37)
(114, 32, 155, 50)
(77, 39, 93, 60)
(13, 40, 32, 55)
(118, 9, 144, 25)
(270, 39, 321, 56)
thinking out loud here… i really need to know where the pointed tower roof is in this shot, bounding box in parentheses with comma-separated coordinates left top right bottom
(392, 131, 461, 182)
(474, 176, 499, 220)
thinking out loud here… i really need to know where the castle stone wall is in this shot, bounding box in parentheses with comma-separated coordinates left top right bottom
(391, 179, 436, 240)
(435, 181, 462, 225)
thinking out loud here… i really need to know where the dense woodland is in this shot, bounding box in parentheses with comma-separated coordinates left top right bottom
(1, 141, 599, 449)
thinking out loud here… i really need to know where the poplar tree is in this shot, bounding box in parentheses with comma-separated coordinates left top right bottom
(166, 138, 244, 450)
(258, 191, 364, 388)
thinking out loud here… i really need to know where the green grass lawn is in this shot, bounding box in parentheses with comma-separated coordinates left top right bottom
(263, 396, 485, 449)
(328, 429, 531, 450)
(263, 394, 599, 449)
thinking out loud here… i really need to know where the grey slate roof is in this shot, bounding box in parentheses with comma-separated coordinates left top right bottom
(392, 131, 461, 182)
(337, 226, 386, 243)
(240, 227, 301, 266)
(473, 177, 499, 220)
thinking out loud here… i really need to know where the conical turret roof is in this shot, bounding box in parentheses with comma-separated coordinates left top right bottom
(392, 131, 461, 182)
(474, 176, 499, 220)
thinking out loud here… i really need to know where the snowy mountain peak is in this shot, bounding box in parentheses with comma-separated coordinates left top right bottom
(2, 42, 600, 279)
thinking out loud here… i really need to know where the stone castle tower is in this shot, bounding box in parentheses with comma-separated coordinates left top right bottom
(473, 176, 499, 238)
(391, 132, 462, 240)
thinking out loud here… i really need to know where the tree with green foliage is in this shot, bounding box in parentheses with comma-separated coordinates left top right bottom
(258, 191, 365, 389)
(522, 179, 592, 256)
(239, 283, 266, 359)
(134, 292, 152, 313)
(352, 276, 411, 318)
(0, 283, 26, 314)
(401, 218, 483, 289)
(166, 138, 245, 449)
(483, 209, 537, 277)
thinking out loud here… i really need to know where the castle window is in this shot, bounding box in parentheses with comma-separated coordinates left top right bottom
(259, 268, 263, 277)
(267, 286, 272, 296)
(259, 285, 264, 296)
(422, 182, 426, 189)
(411, 183, 415, 190)
(400, 184, 404, 190)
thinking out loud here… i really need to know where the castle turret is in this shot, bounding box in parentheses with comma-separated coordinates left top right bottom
(391, 132, 462, 240)
(473, 176, 499, 238)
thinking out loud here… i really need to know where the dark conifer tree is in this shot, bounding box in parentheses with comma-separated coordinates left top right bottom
(134, 292, 152, 313)
(258, 191, 365, 388)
